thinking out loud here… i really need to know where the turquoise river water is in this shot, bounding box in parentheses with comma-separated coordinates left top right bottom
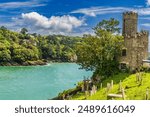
(0, 63, 92, 100)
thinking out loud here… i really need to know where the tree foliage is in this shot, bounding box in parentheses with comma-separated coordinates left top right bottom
(20, 28, 28, 35)
(94, 18, 120, 35)
(76, 18, 123, 77)
(0, 27, 81, 65)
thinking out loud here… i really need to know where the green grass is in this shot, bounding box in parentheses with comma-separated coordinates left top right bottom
(71, 72, 150, 100)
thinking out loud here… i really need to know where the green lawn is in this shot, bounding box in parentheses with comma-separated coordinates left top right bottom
(71, 72, 150, 100)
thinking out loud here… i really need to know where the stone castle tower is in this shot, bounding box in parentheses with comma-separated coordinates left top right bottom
(120, 11, 149, 70)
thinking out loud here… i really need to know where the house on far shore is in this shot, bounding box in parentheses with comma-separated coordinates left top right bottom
(119, 11, 150, 71)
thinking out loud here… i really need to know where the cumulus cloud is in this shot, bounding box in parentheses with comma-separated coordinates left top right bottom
(20, 12, 84, 34)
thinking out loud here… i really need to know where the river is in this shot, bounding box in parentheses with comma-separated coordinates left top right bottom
(0, 63, 92, 100)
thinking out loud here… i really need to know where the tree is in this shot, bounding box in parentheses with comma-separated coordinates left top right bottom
(0, 49, 11, 62)
(0, 26, 82, 65)
(20, 28, 28, 35)
(0, 26, 7, 31)
(94, 18, 120, 35)
(76, 18, 123, 77)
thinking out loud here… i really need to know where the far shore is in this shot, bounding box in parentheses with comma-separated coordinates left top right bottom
(0, 60, 47, 66)
(0, 60, 76, 67)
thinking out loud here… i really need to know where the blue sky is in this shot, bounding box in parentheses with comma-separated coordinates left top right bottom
(1, 0, 150, 36)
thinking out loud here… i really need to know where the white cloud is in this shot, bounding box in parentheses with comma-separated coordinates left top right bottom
(0, 0, 46, 9)
(71, 6, 150, 17)
(141, 23, 150, 27)
(138, 8, 150, 15)
(147, 0, 150, 6)
(19, 12, 84, 34)
(71, 7, 131, 17)
(3, 5, 150, 36)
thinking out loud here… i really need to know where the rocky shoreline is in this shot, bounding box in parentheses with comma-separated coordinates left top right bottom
(0, 59, 74, 66)
(0, 60, 47, 66)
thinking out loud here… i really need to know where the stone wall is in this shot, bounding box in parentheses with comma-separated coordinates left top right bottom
(122, 11, 138, 36)
(120, 11, 149, 70)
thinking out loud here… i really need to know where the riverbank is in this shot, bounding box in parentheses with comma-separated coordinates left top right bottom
(0, 58, 76, 66)
(0, 60, 47, 66)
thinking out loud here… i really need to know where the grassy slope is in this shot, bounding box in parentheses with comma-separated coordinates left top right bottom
(72, 72, 150, 100)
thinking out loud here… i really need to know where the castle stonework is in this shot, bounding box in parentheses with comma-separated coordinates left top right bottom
(120, 11, 149, 70)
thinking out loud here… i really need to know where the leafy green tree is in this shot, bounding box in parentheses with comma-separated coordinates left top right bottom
(20, 28, 28, 35)
(0, 49, 11, 62)
(0, 26, 7, 31)
(76, 18, 123, 77)
(94, 18, 120, 34)
(0, 26, 82, 65)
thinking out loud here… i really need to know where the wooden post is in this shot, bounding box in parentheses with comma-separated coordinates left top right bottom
(122, 88, 126, 100)
(139, 72, 143, 85)
(90, 90, 94, 96)
(136, 72, 142, 83)
(136, 72, 139, 83)
(92, 85, 97, 94)
(86, 82, 89, 91)
(146, 88, 149, 100)
(139, 72, 141, 82)
(81, 85, 85, 92)
(119, 80, 122, 92)
(111, 80, 113, 89)
(106, 83, 111, 93)
(100, 83, 103, 89)
(85, 91, 89, 98)
(83, 79, 86, 91)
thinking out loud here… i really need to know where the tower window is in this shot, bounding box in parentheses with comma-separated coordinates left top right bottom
(122, 49, 127, 56)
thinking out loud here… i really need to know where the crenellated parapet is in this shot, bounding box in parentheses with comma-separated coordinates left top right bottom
(124, 30, 149, 39)
(123, 11, 138, 19)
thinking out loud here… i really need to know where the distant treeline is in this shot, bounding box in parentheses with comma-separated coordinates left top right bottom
(0, 26, 81, 65)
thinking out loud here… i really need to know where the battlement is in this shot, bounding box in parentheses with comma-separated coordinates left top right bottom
(124, 31, 149, 38)
(123, 11, 138, 19)
(140, 30, 149, 35)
